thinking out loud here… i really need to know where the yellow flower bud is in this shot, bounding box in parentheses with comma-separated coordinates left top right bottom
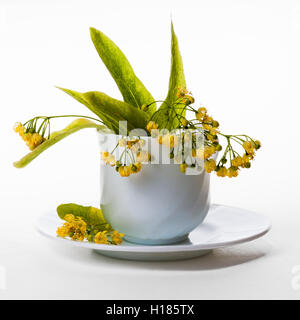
(243, 141, 255, 155)
(111, 230, 125, 245)
(232, 156, 243, 167)
(181, 118, 189, 127)
(227, 167, 239, 178)
(198, 107, 207, 113)
(204, 159, 217, 173)
(136, 150, 151, 163)
(94, 231, 109, 244)
(216, 167, 227, 177)
(146, 121, 159, 133)
(118, 138, 126, 147)
(254, 140, 261, 150)
(212, 120, 219, 128)
(180, 163, 187, 173)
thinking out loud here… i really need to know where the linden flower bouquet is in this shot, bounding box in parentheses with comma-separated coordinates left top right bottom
(14, 23, 261, 246)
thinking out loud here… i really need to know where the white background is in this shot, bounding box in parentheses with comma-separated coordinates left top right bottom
(1, 0, 300, 299)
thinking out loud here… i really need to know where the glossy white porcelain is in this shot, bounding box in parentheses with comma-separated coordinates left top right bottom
(36, 204, 271, 261)
(99, 133, 210, 245)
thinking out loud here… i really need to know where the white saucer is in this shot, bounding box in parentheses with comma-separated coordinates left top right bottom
(36, 204, 271, 261)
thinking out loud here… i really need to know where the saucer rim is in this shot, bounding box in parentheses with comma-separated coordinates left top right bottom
(35, 203, 271, 253)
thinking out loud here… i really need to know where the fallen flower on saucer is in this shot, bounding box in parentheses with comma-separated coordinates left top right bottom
(56, 203, 124, 245)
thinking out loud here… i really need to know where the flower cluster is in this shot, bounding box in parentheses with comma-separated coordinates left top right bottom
(102, 137, 148, 177)
(56, 213, 124, 245)
(139, 88, 261, 178)
(117, 162, 142, 177)
(14, 122, 46, 151)
(56, 214, 87, 241)
(176, 88, 195, 105)
(94, 230, 125, 245)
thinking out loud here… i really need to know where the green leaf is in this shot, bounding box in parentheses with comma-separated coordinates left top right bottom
(58, 87, 149, 133)
(157, 22, 186, 130)
(14, 119, 104, 168)
(90, 27, 156, 114)
(57, 203, 108, 227)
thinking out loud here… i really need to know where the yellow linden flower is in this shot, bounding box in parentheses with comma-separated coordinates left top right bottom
(209, 128, 219, 135)
(231, 156, 243, 167)
(130, 162, 142, 174)
(254, 140, 261, 149)
(56, 225, 70, 238)
(129, 163, 137, 173)
(118, 166, 125, 177)
(216, 167, 227, 177)
(138, 139, 146, 148)
(180, 163, 187, 173)
(28, 133, 44, 150)
(161, 134, 178, 148)
(227, 167, 239, 178)
(14, 122, 25, 135)
(243, 141, 255, 155)
(129, 138, 146, 154)
(94, 231, 109, 244)
(111, 230, 125, 245)
(136, 150, 150, 163)
(72, 232, 86, 241)
(101, 151, 109, 159)
(195, 112, 203, 122)
(206, 146, 216, 158)
(212, 120, 219, 128)
(204, 159, 217, 173)
(146, 121, 159, 133)
(204, 116, 213, 123)
(183, 95, 195, 105)
(195, 107, 207, 121)
(206, 133, 215, 142)
(198, 107, 207, 113)
(126, 139, 139, 149)
(176, 87, 189, 98)
(56, 214, 87, 241)
(197, 145, 216, 160)
(157, 135, 163, 144)
(15, 123, 46, 151)
(118, 165, 131, 177)
(203, 123, 212, 131)
(118, 138, 127, 147)
(181, 118, 189, 127)
(64, 214, 75, 222)
(101, 151, 116, 166)
(240, 154, 251, 168)
(135, 162, 142, 172)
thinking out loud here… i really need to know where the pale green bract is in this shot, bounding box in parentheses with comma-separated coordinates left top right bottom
(58, 88, 149, 133)
(157, 22, 186, 130)
(90, 27, 156, 114)
(14, 119, 105, 168)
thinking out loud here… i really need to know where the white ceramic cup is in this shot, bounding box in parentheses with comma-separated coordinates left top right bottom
(99, 132, 211, 245)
